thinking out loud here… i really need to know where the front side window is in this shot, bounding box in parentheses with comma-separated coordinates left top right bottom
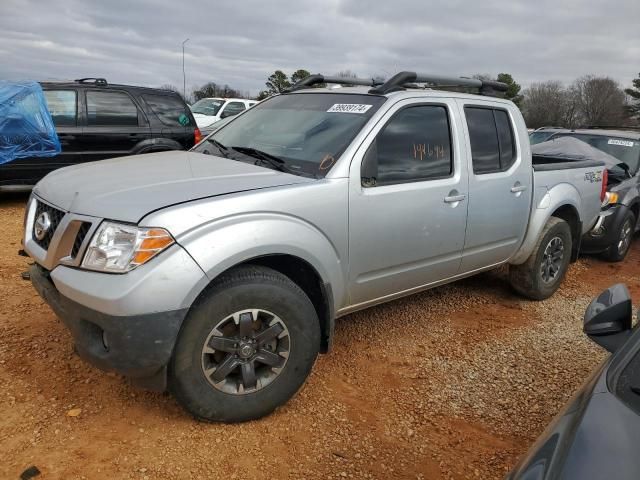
(363, 105, 453, 186)
(44, 90, 77, 127)
(465, 106, 517, 174)
(192, 93, 386, 178)
(86, 91, 139, 126)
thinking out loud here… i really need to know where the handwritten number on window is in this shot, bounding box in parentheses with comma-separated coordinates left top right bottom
(412, 144, 445, 161)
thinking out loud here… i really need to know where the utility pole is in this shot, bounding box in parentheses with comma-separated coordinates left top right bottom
(182, 38, 190, 100)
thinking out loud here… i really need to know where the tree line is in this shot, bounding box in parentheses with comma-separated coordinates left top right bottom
(163, 70, 640, 128)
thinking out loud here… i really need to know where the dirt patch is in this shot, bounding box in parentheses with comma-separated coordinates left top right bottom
(1, 192, 638, 479)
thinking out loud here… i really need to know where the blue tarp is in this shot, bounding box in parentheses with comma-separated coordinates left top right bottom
(0, 81, 61, 165)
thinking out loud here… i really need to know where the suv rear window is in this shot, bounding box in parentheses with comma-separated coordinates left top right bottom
(143, 94, 192, 127)
(86, 91, 139, 126)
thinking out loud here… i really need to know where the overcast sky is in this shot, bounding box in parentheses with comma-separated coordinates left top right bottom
(1, 0, 638, 97)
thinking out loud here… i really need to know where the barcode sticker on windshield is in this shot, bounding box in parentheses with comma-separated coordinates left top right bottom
(608, 139, 635, 147)
(327, 104, 373, 114)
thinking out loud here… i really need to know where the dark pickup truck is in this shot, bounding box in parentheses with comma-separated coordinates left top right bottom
(533, 128, 640, 261)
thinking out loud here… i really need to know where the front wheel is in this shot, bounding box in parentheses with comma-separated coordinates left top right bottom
(509, 217, 572, 300)
(169, 265, 320, 422)
(603, 211, 636, 262)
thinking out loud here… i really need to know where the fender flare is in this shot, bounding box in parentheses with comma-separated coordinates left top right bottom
(510, 184, 583, 265)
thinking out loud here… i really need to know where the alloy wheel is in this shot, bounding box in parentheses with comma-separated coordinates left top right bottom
(540, 236, 564, 283)
(201, 309, 290, 395)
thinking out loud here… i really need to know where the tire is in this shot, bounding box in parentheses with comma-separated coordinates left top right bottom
(169, 265, 320, 422)
(509, 217, 572, 300)
(603, 211, 636, 262)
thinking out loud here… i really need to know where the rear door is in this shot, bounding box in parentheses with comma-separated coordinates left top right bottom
(458, 101, 532, 272)
(348, 99, 469, 305)
(81, 89, 152, 162)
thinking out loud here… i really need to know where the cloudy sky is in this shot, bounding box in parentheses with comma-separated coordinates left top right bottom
(1, 0, 638, 97)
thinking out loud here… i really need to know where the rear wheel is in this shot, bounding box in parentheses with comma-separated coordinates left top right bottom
(509, 217, 572, 300)
(169, 265, 320, 422)
(603, 211, 636, 262)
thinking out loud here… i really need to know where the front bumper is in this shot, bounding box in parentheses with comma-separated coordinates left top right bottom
(581, 205, 627, 254)
(30, 264, 188, 390)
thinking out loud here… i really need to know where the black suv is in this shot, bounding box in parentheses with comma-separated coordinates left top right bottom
(0, 78, 201, 191)
(534, 127, 640, 261)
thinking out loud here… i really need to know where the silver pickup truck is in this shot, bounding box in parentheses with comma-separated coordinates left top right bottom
(23, 72, 606, 422)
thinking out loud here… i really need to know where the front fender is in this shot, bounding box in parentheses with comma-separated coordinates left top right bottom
(175, 212, 346, 311)
(510, 183, 583, 265)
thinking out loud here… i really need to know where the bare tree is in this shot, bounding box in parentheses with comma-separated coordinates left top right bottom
(521, 81, 569, 128)
(571, 75, 626, 127)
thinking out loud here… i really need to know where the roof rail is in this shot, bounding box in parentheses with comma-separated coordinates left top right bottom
(75, 78, 108, 86)
(368, 71, 508, 96)
(287, 74, 383, 92)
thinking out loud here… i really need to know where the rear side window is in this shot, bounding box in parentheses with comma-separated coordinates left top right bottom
(86, 91, 139, 126)
(143, 94, 191, 127)
(366, 105, 453, 186)
(43, 90, 77, 127)
(465, 107, 517, 174)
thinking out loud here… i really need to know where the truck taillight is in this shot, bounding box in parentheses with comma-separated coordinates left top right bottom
(600, 169, 608, 203)
(194, 128, 203, 145)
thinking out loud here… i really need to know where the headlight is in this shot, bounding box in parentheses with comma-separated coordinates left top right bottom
(81, 221, 174, 273)
(602, 192, 619, 208)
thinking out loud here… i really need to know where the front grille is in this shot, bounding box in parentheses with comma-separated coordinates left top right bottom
(71, 222, 91, 258)
(33, 201, 65, 250)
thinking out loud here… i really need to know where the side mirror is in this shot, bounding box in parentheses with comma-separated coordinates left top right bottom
(584, 284, 633, 353)
(361, 141, 378, 188)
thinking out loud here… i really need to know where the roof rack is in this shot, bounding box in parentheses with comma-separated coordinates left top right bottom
(75, 78, 108, 86)
(287, 74, 384, 92)
(369, 71, 508, 96)
(584, 125, 640, 132)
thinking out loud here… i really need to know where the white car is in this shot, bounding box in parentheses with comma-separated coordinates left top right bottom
(190, 98, 257, 128)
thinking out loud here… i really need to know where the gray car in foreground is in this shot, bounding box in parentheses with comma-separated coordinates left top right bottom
(23, 72, 606, 421)
(508, 283, 640, 480)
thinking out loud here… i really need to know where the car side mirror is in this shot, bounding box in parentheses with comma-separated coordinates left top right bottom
(584, 284, 633, 353)
(361, 141, 378, 188)
(220, 110, 236, 119)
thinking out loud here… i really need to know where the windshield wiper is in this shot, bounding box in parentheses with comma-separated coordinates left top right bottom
(229, 146, 308, 177)
(206, 138, 229, 157)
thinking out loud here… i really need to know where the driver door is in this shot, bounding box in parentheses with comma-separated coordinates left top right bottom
(347, 99, 469, 305)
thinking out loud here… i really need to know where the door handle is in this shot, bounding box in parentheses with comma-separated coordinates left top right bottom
(510, 184, 528, 193)
(444, 194, 466, 203)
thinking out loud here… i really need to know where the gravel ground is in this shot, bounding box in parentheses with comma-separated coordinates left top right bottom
(1, 192, 639, 479)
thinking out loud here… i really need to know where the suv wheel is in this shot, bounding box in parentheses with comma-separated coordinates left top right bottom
(509, 217, 572, 300)
(603, 211, 636, 262)
(169, 265, 320, 422)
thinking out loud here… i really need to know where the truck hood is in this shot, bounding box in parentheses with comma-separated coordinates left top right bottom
(33, 151, 314, 222)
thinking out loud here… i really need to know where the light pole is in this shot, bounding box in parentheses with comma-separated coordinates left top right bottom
(182, 38, 190, 100)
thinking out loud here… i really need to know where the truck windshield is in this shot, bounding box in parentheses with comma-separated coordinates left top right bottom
(191, 98, 225, 116)
(192, 93, 386, 178)
(554, 133, 640, 174)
